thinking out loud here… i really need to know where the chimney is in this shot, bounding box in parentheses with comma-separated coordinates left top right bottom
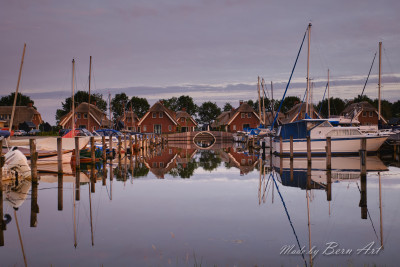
(27, 102, 33, 108)
(239, 100, 243, 106)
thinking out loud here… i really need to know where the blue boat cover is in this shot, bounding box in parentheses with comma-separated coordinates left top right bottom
(279, 120, 309, 139)
(0, 130, 10, 138)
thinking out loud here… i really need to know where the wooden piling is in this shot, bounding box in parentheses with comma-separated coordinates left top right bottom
(326, 169, 332, 201)
(118, 136, 122, 159)
(90, 136, 95, 164)
(360, 137, 367, 219)
(135, 134, 138, 152)
(108, 135, 112, 159)
(279, 136, 283, 157)
(262, 140, 266, 160)
(57, 137, 63, 174)
(75, 170, 80, 201)
(124, 133, 127, 154)
(326, 137, 332, 170)
(75, 137, 80, 169)
(129, 134, 133, 155)
(102, 136, 106, 161)
(30, 183, 38, 227)
(102, 159, 107, 186)
(90, 164, 95, 193)
(270, 136, 273, 155)
(290, 136, 293, 159)
(307, 136, 311, 162)
(58, 173, 63, 211)
(30, 139, 38, 183)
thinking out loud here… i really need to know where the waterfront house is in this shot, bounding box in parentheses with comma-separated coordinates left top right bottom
(137, 101, 197, 134)
(144, 147, 179, 178)
(220, 147, 258, 175)
(341, 101, 387, 126)
(58, 102, 112, 131)
(211, 101, 260, 132)
(0, 102, 43, 130)
(118, 110, 140, 132)
(281, 102, 322, 124)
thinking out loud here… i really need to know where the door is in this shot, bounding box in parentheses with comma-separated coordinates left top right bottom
(154, 124, 162, 134)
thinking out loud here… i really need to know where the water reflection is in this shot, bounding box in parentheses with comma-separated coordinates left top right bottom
(0, 145, 398, 266)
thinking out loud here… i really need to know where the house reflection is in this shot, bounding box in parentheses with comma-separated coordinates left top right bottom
(219, 147, 258, 175)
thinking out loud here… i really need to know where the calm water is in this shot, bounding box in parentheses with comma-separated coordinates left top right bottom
(1, 145, 400, 266)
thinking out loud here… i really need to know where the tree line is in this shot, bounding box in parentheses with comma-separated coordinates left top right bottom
(1, 92, 400, 128)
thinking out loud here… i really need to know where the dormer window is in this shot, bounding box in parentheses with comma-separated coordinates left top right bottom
(152, 112, 156, 118)
(84, 113, 88, 119)
(159, 112, 163, 118)
(241, 113, 245, 118)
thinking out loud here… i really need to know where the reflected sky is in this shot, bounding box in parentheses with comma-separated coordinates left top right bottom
(0, 146, 400, 266)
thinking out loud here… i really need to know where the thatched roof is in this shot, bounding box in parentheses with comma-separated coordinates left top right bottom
(341, 101, 387, 124)
(0, 105, 42, 127)
(119, 110, 139, 122)
(281, 102, 321, 124)
(212, 102, 259, 127)
(59, 102, 112, 127)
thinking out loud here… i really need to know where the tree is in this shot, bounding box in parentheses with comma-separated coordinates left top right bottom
(0, 92, 35, 107)
(392, 100, 400, 117)
(162, 95, 198, 116)
(317, 97, 346, 118)
(198, 150, 221, 171)
(111, 93, 129, 121)
(127, 96, 150, 118)
(198, 101, 221, 125)
(223, 102, 233, 111)
(274, 96, 301, 113)
(55, 91, 107, 123)
(39, 122, 52, 132)
(372, 99, 392, 120)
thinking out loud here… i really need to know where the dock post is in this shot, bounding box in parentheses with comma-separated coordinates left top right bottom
(360, 137, 367, 219)
(30, 139, 38, 183)
(108, 135, 112, 159)
(290, 136, 293, 159)
(75, 170, 80, 201)
(117, 136, 122, 161)
(102, 158, 107, 186)
(124, 133, 127, 155)
(58, 173, 63, 211)
(326, 169, 332, 201)
(90, 136, 95, 164)
(75, 137, 80, 169)
(30, 182, 38, 227)
(326, 137, 332, 170)
(270, 136, 273, 155)
(307, 136, 311, 162)
(90, 164, 95, 193)
(262, 140, 266, 160)
(102, 136, 106, 161)
(57, 137, 63, 174)
(279, 136, 283, 157)
(129, 134, 133, 155)
(135, 134, 138, 153)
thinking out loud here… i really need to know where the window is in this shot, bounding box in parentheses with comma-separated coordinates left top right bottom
(243, 124, 250, 130)
(233, 125, 236, 130)
(248, 113, 252, 118)
(369, 111, 373, 117)
(241, 159, 246, 165)
(154, 125, 161, 134)
(241, 113, 245, 118)
(79, 125, 86, 129)
(132, 127, 136, 132)
(159, 162, 164, 168)
(362, 112, 367, 117)
(137, 127, 141, 132)
(77, 113, 81, 119)
(152, 162, 157, 168)
(84, 113, 88, 119)
(169, 149, 172, 154)
(152, 112, 156, 118)
(159, 112, 163, 118)
(248, 159, 252, 164)
(168, 125, 172, 131)
(93, 126, 96, 130)
(143, 125, 147, 131)
(181, 118, 185, 122)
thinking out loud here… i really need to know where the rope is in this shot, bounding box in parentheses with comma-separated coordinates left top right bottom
(356, 182, 379, 240)
(271, 172, 308, 267)
(271, 26, 308, 130)
(360, 52, 377, 98)
(296, 88, 308, 120)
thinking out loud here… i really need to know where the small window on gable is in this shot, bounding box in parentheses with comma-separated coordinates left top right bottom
(168, 125, 172, 131)
(181, 118, 185, 122)
(152, 162, 157, 168)
(233, 125, 236, 130)
(152, 112, 156, 118)
(362, 112, 367, 117)
(143, 125, 147, 131)
(159, 162, 164, 168)
(159, 112, 163, 118)
(369, 111, 373, 117)
(78, 113, 81, 119)
(84, 113, 88, 119)
(241, 113, 245, 118)
(248, 113, 252, 118)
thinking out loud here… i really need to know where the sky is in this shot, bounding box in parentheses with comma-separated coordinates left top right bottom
(1, 0, 399, 125)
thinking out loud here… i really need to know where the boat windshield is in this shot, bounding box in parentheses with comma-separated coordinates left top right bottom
(307, 120, 332, 131)
(326, 128, 361, 137)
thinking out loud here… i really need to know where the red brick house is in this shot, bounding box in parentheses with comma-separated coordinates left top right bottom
(59, 102, 112, 131)
(281, 102, 322, 124)
(341, 101, 387, 126)
(118, 110, 139, 131)
(220, 147, 257, 175)
(138, 101, 197, 134)
(176, 108, 198, 132)
(144, 147, 179, 178)
(0, 102, 43, 130)
(211, 101, 260, 132)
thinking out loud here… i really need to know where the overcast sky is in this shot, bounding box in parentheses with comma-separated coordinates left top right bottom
(1, 0, 399, 124)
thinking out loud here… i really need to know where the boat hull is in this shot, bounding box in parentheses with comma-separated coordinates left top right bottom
(272, 136, 388, 156)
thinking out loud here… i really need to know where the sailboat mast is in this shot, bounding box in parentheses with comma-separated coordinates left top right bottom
(258, 76, 261, 125)
(328, 69, 330, 118)
(88, 56, 92, 131)
(271, 81, 274, 121)
(378, 42, 382, 122)
(9, 43, 26, 133)
(262, 79, 266, 127)
(305, 23, 311, 117)
(72, 59, 76, 135)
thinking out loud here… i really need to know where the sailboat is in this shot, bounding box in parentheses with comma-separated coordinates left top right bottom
(272, 25, 388, 155)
